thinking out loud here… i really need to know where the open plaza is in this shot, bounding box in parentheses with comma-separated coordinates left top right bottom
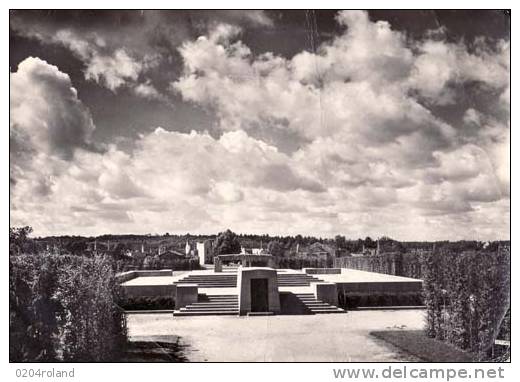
(127, 310, 424, 362)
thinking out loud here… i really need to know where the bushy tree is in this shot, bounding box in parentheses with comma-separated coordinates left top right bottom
(213, 229, 241, 256)
(9, 226, 33, 255)
(267, 240, 284, 257)
(335, 235, 346, 249)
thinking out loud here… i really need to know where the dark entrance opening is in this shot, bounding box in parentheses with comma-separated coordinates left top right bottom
(250, 278, 269, 312)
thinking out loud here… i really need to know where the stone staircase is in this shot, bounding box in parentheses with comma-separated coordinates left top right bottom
(175, 274, 237, 288)
(293, 293, 346, 314)
(202, 264, 240, 272)
(174, 271, 323, 288)
(173, 293, 345, 316)
(277, 273, 323, 287)
(173, 294, 238, 316)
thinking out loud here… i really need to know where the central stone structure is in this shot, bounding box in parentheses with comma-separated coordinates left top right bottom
(214, 253, 275, 271)
(237, 267, 281, 315)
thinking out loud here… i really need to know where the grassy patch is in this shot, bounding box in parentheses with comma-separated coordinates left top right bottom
(371, 330, 475, 362)
(339, 293, 424, 309)
(121, 297, 175, 311)
(120, 335, 189, 362)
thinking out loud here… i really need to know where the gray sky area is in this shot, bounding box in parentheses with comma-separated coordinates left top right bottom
(9, 10, 510, 240)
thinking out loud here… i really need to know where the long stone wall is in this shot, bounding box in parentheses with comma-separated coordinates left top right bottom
(336, 280, 422, 295)
(116, 269, 173, 283)
(122, 284, 176, 299)
(117, 269, 175, 299)
(116, 271, 139, 284)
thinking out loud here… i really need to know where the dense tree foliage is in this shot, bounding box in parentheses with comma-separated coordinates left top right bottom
(9, 226, 34, 255)
(334, 235, 346, 249)
(213, 229, 241, 256)
(336, 245, 510, 361)
(421, 248, 510, 361)
(267, 240, 284, 257)
(9, 254, 127, 362)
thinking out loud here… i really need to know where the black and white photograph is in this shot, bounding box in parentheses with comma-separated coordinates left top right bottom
(9, 7, 510, 367)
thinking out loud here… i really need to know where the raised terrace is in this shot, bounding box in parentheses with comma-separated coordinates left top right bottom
(119, 267, 423, 317)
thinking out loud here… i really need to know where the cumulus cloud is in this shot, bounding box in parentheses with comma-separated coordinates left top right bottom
(10, 11, 510, 240)
(84, 49, 143, 91)
(172, 13, 458, 161)
(208, 181, 244, 204)
(10, 125, 327, 235)
(293, 10, 414, 86)
(10, 60, 326, 235)
(409, 39, 509, 104)
(53, 29, 164, 93)
(10, 57, 96, 160)
(10, 10, 274, 96)
(133, 80, 169, 102)
(11, 18, 163, 96)
(169, 11, 509, 239)
(27, 27, 149, 92)
(131, 128, 324, 195)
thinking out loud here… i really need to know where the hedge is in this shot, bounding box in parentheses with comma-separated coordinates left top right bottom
(10, 254, 127, 362)
(421, 248, 510, 360)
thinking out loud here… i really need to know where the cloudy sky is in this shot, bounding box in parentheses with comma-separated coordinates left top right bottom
(10, 10, 510, 240)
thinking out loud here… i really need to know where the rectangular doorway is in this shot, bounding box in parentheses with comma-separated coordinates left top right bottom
(250, 278, 269, 312)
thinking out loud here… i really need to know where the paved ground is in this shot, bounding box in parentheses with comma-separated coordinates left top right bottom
(319, 269, 421, 283)
(127, 309, 425, 362)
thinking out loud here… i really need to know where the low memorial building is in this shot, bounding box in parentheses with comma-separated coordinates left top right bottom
(213, 253, 276, 271)
(237, 267, 281, 315)
(118, 263, 423, 317)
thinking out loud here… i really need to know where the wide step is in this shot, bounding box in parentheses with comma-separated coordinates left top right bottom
(175, 274, 238, 288)
(294, 293, 346, 315)
(175, 272, 325, 287)
(276, 274, 324, 286)
(173, 294, 239, 316)
(173, 310, 238, 316)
